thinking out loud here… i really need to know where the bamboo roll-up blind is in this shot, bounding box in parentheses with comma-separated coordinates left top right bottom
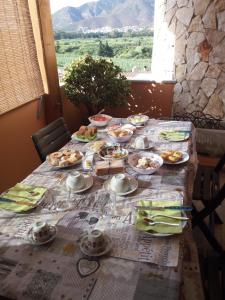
(0, 0, 44, 115)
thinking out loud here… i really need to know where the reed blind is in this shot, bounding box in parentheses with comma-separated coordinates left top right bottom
(0, 0, 44, 115)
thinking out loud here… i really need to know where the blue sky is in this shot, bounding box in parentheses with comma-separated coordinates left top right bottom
(50, 0, 97, 13)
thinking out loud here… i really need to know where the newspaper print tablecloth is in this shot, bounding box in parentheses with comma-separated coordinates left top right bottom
(0, 118, 197, 300)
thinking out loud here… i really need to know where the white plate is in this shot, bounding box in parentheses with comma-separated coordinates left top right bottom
(159, 131, 190, 142)
(27, 225, 57, 245)
(80, 235, 112, 257)
(98, 146, 128, 160)
(162, 151, 189, 165)
(66, 175, 93, 193)
(130, 142, 154, 150)
(108, 129, 133, 143)
(104, 175, 138, 196)
(72, 133, 97, 143)
(142, 212, 188, 237)
(47, 151, 84, 169)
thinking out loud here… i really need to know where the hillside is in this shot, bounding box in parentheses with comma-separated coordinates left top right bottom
(52, 0, 155, 32)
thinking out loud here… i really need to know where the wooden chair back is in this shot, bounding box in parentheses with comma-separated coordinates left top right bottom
(32, 117, 71, 162)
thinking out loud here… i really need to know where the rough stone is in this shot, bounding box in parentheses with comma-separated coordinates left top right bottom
(164, 6, 177, 25)
(176, 7, 194, 27)
(188, 62, 208, 80)
(175, 33, 186, 65)
(176, 64, 187, 82)
(188, 15, 204, 33)
(205, 30, 225, 47)
(203, 94, 224, 118)
(182, 80, 190, 92)
(209, 37, 225, 64)
(176, 20, 187, 39)
(201, 78, 217, 97)
(168, 16, 177, 33)
(177, 0, 188, 8)
(186, 103, 198, 113)
(198, 39, 212, 61)
(219, 88, 225, 107)
(166, 0, 177, 11)
(186, 46, 201, 73)
(197, 89, 208, 108)
(174, 82, 183, 94)
(214, 0, 225, 13)
(187, 32, 205, 49)
(193, 0, 210, 16)
(215, 71, 225, 94)
(205, 65, 221, 78)
(217, 10, 225, 31)
(173, 92, 193, 106)
(202, 3, 217, 30)
(189, 80, 201, 97)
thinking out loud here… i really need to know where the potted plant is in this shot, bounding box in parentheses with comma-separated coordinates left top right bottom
(63, 56, 130, 116)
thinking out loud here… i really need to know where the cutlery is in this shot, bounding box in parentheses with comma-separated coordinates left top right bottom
(143, 218, 180, 226)
(135, 205, 192, 211)
(147, 214, 188, 221)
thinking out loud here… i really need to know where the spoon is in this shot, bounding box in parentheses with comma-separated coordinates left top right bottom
(143, 218, 180, 226)
(146, 214, 188, 221)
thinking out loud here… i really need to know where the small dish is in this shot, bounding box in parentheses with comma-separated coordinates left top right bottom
(104, 175, 138, 196)
(98, 146, 128, 160)
(89, 114, 112, 127)
(72, 133, 97, 143)
(66, 174, 93, 193)
(27, 225, 57, 245)
(127, 114, 149, 126)
(108, 129, 133, 143)
(128, 152, 163, 175)
(47, 150, 84, 169)
(80, 234, 112, 257)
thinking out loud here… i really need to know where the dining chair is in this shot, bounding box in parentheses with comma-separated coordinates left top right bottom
(32, 117, 71, 162)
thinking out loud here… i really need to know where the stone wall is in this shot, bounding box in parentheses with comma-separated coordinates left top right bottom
(164, 0, 225, 119)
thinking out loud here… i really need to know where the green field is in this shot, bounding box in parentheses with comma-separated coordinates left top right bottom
(55, 35, 153, 72)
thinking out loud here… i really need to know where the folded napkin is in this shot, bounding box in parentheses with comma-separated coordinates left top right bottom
(160, 130, 189, 141)
(135, 200, 183, 234)
(0, 183, 47, 212)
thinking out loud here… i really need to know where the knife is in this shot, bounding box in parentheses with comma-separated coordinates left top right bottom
(135, 205, 192, 211)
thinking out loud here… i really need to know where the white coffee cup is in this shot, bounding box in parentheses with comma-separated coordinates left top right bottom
(134, 136, 149, 149)
(110, 173, 130, 193)
(66, 172, 85, 190)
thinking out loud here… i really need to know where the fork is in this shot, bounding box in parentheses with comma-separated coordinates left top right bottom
(143, 218, 180, 226)
(148, 214, 188, 221)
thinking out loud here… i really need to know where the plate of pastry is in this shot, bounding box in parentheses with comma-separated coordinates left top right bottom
(108, 128, 133, 143)
(160, 150, 189, 164)
(47, 149, 84, 168)
(72, 126, 97, 142)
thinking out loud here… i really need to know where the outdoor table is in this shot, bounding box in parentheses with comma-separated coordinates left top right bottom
(0, 118, 203, 300)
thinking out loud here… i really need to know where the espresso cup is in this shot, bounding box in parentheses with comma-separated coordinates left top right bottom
(134, 136, 149, 149)
(82, 230, 106, 254)
(32, 221, 51, 242)
(66, 172, 85, 190)
(110, 173, 130, 193)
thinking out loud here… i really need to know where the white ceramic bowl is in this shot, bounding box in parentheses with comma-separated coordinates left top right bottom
(128, 152, 163, 175)
(108, 129, 133, 143)
(88, 114, 112, 127)
(127, 114, 149, 126)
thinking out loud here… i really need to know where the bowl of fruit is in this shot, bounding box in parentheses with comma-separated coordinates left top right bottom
(127, 114, 149, 126)
(89, 114, 112, 127)
(72, 126, 97, 143)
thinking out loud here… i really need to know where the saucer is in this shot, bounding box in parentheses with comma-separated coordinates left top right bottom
(104, 175, 138, 196)
(66, 175, 93, 193)
(27, 225, 57, 246)
(80, 234, 112, 257)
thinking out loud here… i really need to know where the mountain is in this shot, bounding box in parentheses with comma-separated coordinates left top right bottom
(52, 0, 155, 32)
